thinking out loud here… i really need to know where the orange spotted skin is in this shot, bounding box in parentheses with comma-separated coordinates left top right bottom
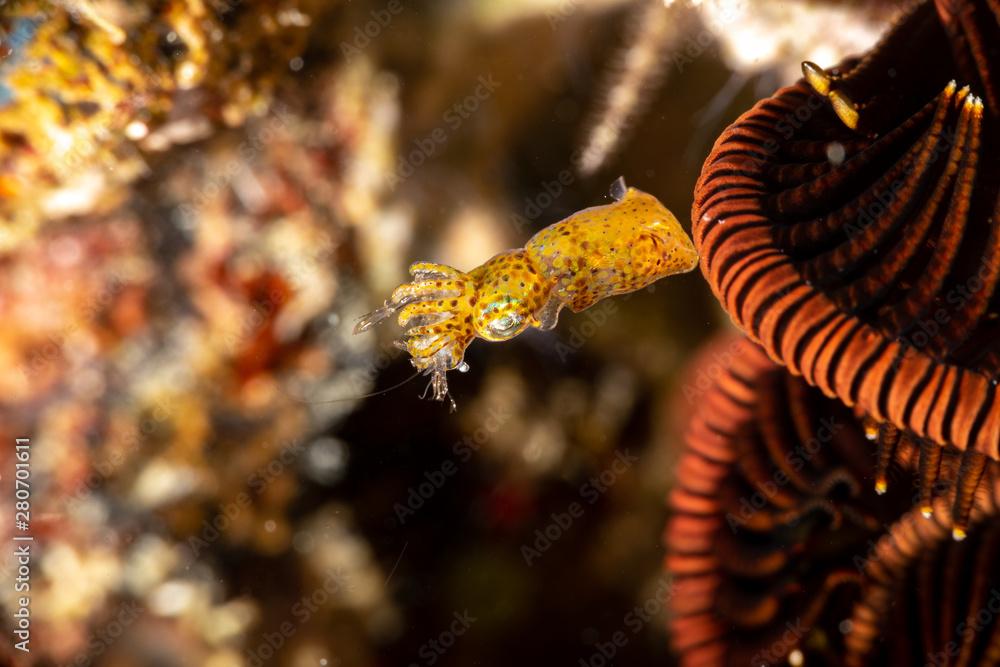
(526, 185, 697, 312)
(353, 181, 698, 404)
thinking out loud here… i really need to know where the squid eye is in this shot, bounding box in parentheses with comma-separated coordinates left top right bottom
(489, 313, 522, 337)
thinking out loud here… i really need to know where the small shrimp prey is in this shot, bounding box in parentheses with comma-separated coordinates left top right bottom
(354, 177, 698, 409)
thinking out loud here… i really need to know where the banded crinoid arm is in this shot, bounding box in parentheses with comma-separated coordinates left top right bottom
(691, 0, 1000, 524)
(665, 336, 919, 667)
(844, 463, 1000, 667)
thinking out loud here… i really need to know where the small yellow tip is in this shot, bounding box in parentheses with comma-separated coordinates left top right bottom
(920, 506, 933, 519)
(802, 61, 831, 96)
(829, 90, 859, 130)
(874, 479, 887, 495)
(953, 527, 967, 541)
(864, 426, 878, 441)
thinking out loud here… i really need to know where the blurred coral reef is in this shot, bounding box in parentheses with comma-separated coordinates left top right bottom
(0, 1, 905, 665)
